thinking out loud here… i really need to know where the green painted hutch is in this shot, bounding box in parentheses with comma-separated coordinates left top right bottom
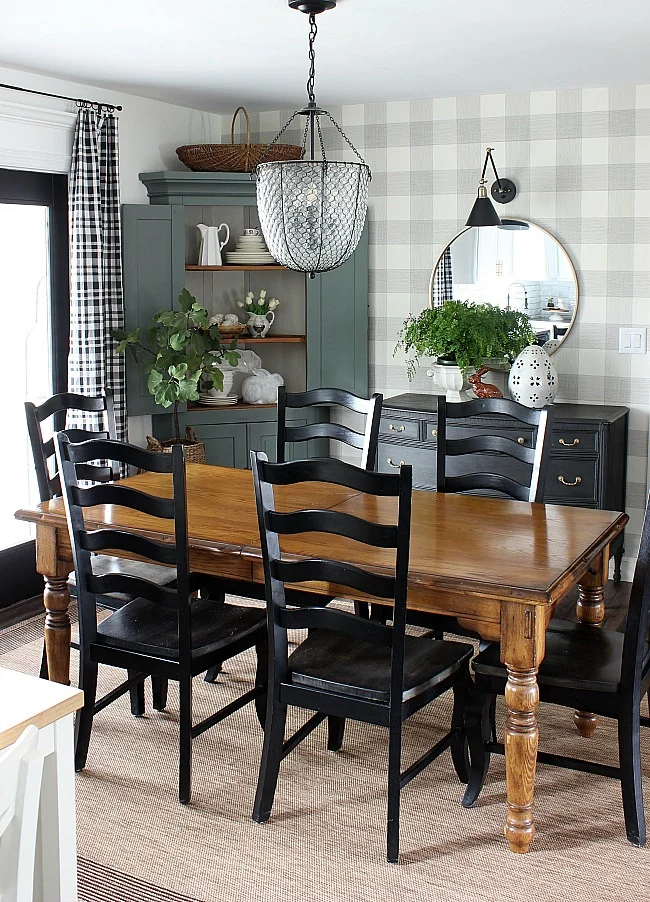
(122, 171, 369, 467)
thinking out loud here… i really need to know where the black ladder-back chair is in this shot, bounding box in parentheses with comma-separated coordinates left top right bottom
(250, 452, 474, 863)
(276, 386, 383, 470)
(55, 435, 268, 803)
(25, 391, 174, 715)
(463, 489, 650, 847)
(404, 396, 555, 639)
(436, 395, 555, 504)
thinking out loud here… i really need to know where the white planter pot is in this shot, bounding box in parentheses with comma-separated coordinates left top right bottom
(427, 363, 469, 402)
(508, 345, 558, 407)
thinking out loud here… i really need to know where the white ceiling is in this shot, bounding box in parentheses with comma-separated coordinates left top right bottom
(2, 0, 650, 113)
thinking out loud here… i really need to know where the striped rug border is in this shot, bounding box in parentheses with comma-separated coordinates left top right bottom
(78, 858, 207, 902)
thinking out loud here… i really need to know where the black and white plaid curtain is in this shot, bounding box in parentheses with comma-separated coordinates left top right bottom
(67, 105, 126, 440)
(433, 246, 453, 304)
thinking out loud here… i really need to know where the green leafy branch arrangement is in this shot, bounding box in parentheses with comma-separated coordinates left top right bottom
(113, 288, 240, 442)
(394, 300, 535, 380)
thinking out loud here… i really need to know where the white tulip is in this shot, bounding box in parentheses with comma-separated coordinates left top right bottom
(245, 297, 252, 306)
(268, 299, 278, 310)
(236, 300, 245, 308)
(259, 289, 267, 299)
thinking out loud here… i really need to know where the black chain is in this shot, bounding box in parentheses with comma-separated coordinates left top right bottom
(306, 14, 317, 104)
(323, 112, 370, 171)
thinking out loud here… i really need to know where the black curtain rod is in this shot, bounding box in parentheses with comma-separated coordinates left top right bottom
(0, 82, 122, 111)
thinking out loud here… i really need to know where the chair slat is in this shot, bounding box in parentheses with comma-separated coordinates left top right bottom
(80, 529, 178, 566)
(280, 605, 393, 645)
(444, 473, 530, 502)
(272, 558, 396, 599)
(86, 573, 180, 609)
(65, 438, 174, 474)
(260, 457, 399, 495)
(268, 509, 398, 548)
(442, 396, 546, 426)
(284, 422, 365, 450)
(72, 483, 175, 519)
(446, 434, 536, 464)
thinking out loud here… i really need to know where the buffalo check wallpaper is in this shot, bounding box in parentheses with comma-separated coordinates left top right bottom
(251, 85, 650, 577)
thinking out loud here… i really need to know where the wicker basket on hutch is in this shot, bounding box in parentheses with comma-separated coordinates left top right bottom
(146, 427, 206, 464)
(176, 107, 303, 173)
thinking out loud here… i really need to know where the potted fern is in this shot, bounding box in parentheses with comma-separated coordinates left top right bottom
(395, 300, 535, 400)
(114, 288, 240, 456)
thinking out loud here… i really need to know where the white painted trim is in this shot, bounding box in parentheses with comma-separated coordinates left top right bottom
(0, 96, 74, 174)
(0, 97, 76, 128)
(0, 147, 71, 174)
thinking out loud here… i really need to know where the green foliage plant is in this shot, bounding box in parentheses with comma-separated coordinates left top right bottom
(113, 288, 240, 442)
(394, 299, 535, 380)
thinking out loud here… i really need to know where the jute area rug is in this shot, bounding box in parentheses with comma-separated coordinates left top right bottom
(2, 606, 650, 902)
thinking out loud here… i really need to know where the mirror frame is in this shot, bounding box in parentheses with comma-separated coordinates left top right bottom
(428, 218, 579, 354)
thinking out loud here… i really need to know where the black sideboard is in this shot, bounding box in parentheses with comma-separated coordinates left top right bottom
(379, 394, 629, 580)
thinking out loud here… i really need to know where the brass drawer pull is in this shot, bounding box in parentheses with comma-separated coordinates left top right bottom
(559, 437, 580, 446)
(558, 475, 582, 486)
(517, 437, 525, 445)
(386, 457, 406, 469)
(388, 423, 405, 432)
(431, 428, 437, 437)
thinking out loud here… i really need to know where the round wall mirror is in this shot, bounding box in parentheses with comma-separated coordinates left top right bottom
(429, 219, 578, 354)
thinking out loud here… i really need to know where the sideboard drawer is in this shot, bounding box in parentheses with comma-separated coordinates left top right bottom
(379, 415, 420, 441)
(377, 442, 436, 486)
(424, 421, 536, 449)
(551, 429, 598, 453)
(545, 458, 598, 502)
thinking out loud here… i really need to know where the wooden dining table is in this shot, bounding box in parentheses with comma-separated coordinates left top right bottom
(15, 462, 628, 854)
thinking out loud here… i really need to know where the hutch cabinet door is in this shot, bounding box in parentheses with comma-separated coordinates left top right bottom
(122, 205, 185, 416)
(306, 222, 369, 398)
(193, 423, 248, 469)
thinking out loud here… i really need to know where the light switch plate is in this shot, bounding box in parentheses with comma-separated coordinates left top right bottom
(619, 327, 647, 354)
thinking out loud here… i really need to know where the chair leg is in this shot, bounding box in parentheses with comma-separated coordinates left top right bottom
(252, 699, 287, 824)
(450, 674, 471, 784)
(327, 717, 346, 752)
(462, 688, 494, 808)
(254, 640, 268, 730)
(489, 694, 497, 744)
(128, 671, 145, 716)
(152, 677, 168, 711)
(386, 712, 402, 863)
(354, 601, 370, 619)
(39, 643, 49, 680)
(74, 658, 98, 772)
(618, 708, 647, 846)
(178, 676, 193, 805)
(204, 664, 223, 683)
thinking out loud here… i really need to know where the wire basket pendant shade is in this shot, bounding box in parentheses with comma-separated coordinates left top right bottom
(256, 159, 370, 273)
(254, 4, 371, 277)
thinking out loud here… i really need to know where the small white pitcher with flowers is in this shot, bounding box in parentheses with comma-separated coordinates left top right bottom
(237, 290, 279, 338)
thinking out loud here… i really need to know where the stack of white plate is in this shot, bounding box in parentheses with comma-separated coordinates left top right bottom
(197, 393, 240, 406)
(225, 234, 276, 265)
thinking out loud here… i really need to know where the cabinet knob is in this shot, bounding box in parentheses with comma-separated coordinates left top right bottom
(431, 429, 437, 437)
(388, 423, 405, 433)
(517, 436, 525, 445)
(386, 457, 406, 469)
(559, 437, 580, 446)
(557, 475, 582, 486)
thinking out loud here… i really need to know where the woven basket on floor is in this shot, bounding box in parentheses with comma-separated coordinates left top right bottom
(146, 427, 206, 464)
(176, 106, 303, 173)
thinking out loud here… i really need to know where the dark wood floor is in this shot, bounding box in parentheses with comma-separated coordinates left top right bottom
(0, 581, 634, 634)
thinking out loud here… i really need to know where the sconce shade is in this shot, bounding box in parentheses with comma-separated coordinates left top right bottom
(256, 159, 371, 273)
(466, 192, 502, 228)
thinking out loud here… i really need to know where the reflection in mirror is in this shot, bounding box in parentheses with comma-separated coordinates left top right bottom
(430, 219, 578, 354)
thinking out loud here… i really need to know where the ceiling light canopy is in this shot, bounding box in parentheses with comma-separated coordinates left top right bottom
(255, 0, 371, 278)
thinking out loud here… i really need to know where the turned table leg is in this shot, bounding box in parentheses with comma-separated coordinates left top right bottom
(574, 547, 608, 738)
(37, 524, 73, 686)
(501, 603, 544, 854)
(504, 665, 539, 853)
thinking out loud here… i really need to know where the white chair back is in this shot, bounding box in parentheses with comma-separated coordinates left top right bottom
(0, 725, 43, 902)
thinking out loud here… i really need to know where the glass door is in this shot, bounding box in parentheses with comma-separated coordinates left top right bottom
(0, 170, 69, 607)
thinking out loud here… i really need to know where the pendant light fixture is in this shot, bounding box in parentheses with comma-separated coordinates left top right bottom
(254, 0, 371, 278)
(466, 147, 516, 227)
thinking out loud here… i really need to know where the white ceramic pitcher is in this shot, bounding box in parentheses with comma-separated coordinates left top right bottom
(197, 223, 230, 266)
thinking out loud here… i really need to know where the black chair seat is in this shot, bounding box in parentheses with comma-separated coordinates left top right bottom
(289, 629, 472, 703)
(473, 620, 645, 694)
(97, 596, 265, 660)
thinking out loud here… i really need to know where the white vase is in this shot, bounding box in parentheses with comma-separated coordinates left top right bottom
(508, 345, 558, 408)
(427, 363, 469, 402)
(202, 369, 234, 398)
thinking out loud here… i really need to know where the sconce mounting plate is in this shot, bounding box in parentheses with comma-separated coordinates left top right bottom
(491, 178, 516, 204)
(289, 1, 336, 12)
